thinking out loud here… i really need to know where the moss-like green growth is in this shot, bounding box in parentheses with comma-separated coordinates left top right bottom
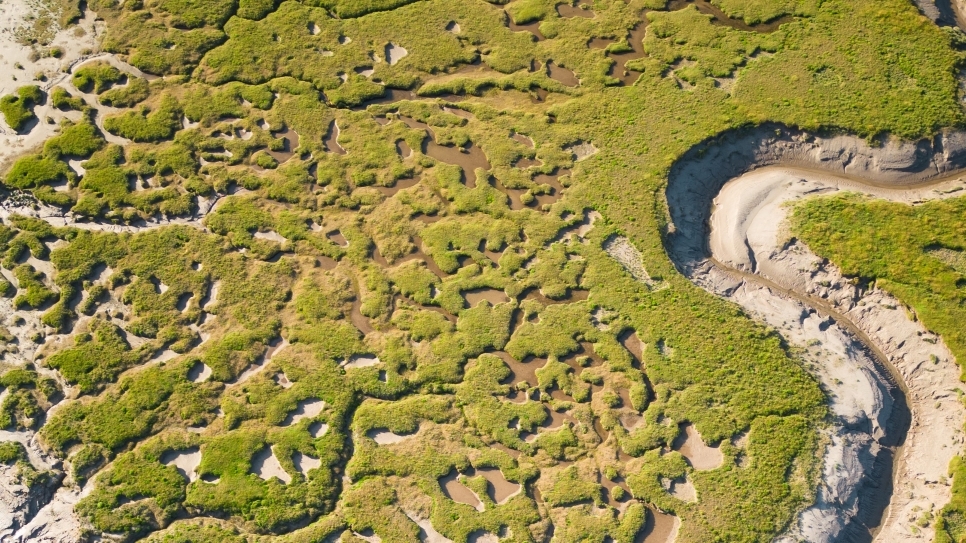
(0, 85, 43, 132)
(72, 62, 125, 93)
(0, 367, 61, 430)
(99, 77, 151, 108)
(104, 94, 183, 142)
(0, 440, 28, 464)
(50, 87, 86, 110)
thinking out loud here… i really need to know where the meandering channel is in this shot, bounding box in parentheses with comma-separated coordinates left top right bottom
(664, 124, 966, 541)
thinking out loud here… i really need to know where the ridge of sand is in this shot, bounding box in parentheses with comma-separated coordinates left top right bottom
(665, 124, 966, 542)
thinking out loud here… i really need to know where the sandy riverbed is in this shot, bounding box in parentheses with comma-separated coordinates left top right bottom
(665, 125, 966, 541)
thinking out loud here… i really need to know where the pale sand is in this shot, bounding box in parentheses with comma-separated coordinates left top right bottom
(366, 428, 417, 445)
(404, 511, 453, 543)
(708, 167, 966, 542)
(250, 446, 291, 484)
(253, 230, 286, 244)
(671, 423, 723, 471)
(161, 448, 201, 482)
(282, 398, 325, 426)
(664, 126, 966, 542)
(292, 452, 321, 475)
(187, 361, 212, 383)
(386, 43, 408, 66)
(341, 355, 380, 369)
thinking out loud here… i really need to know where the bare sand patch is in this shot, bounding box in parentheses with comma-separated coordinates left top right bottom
(366, 427, 417, 445)
(274, 372, 294, 388)
(342, 355, 380, 369)
(603, 236, 664, 290)
(672, 423, 723, 471)
(250, 446, 291, 484)
(151, 349, 179, 363)
(664, 476, 696, 503)
(309, 421, 329, 438)
(405, 511, 453, 543)
(187, 361, 212, 383)
(282, 398, 325, 426)
(386, 43, 408, 65)
(293, 451, 321, 475)
(467, 531, 499, 543)
(161, 448, 201, 482)
(566, 141, 598, 161)
(253, 230, 286, 244)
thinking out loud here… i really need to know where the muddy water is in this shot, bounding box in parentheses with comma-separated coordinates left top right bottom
(317, 256, 339, 270)
(666, 0, 793, 31)
(400, 116, 492, 187)
(496, 168, 567, 210)
(267, 127, 299, 163)
(547, 61, 579, 87)
(560, 341, 605, 375)
(638, 507, 680, 543)
(557, 0, 594, 18)
(672, 423, 723, 470)
(605, 24, 648, 85)
(495, 351, 545, 388)
(542, 407, 576, 429)
(506, 16, 545, 40)
(443, 106, 474, 120)
(323, 120, 346, 155)
(520, 286, 589, 305)
(423, 141, 490, 188)
(462, 288, 510, 307)
(514, 157, 541, 168)
(395, 140, 413, 159)
(327, 230, 349, 247)
(439, 470, 485, 511)
(374, 176, 420, 197)
(599, 472, 631, 507)
(618, 329, 643, 364)
(350, 298, 375, 335)
(477, 467, 520, 504)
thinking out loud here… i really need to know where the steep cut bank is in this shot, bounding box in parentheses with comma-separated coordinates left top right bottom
(664, 125, 966, 542)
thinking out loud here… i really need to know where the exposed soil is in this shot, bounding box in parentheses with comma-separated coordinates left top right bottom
(671, 423, 723, 471)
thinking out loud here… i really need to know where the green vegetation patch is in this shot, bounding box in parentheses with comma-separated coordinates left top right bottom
(0, 86, 44, 132)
